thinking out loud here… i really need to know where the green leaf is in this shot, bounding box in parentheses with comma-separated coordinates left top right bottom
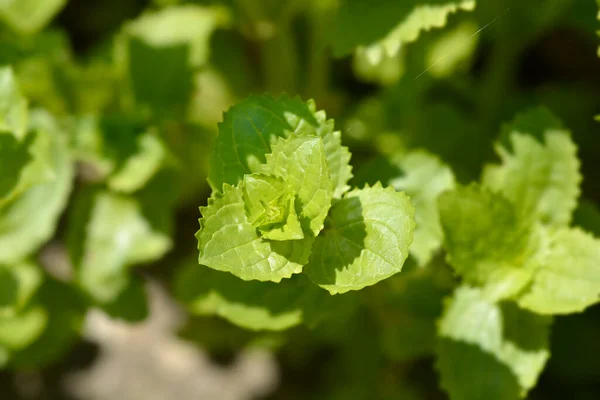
(437, 286, 551, 400)
(10, 278, 86, 369)
(331, 0, 476, 58)
(69, 189, 172, 303)
(117, 4, 230, 110)
(197, 183, 312, 282)
(0, 66, 28, 140)
(390, 151, 456, 266)
(243, 174, 304, 241)
(438, 185, 535, 298)
(176, 262, 354, 331)
(73, 116, 171, 193)
(107, 128, 169, 193)
(0, 306, 47, 350)
(483, 108, 581, 228)
(0, 129, 54, 206)
(0, 110, 74, 265)
(0, 0, 66, 33)
(209, 95, 351, 198)
(260, 135, 333, 237)
(0, 261, 43, 315)
(305, 183, 415, 294)
(516, 228, 600, 315)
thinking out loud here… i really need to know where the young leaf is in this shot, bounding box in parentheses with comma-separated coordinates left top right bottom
(516, 228, 600, 315)
(197, 183, 312, 282)
(243, 174, 304, 241)
(483, 108, 581, 227)
(209, 95, 351, 198)
(176, 263, 354, 331)
(0, 110, 73, 265)
(437, 286, 551, 400)
(260, 135, 333, 237)
(305, 184, 415, 294)
(438, 184, 535, 298)
(390, 151, 456, 266)
(69, 190, 172, 303)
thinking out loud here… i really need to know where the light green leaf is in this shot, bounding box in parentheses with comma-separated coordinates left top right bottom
(0, 0, 66, 33)
(331, 0, 475, 58)
(176, 263, 354, 331)
(209, 95, 351, 198)
(69, 190, 172, 303)
(305, 183, 415, 294)
(197, 183, 313, 282)
(243, 174, 304, 241)
(117, 4, 230, 110)
(438, 185, 535, 298)
(0, 129, 54, 206)
(390, 150, 456, 266)
(0, 66, 28, 140)
(107, 129, 169, 193)
(0, 110, 74, 265)
(261, 135, 333, 236)
(123, 4, 229, 67)
(0, 306, 47, 350)
(483, 108, 581, 228)
(73, 116, 169, 193)
(437, 286, 551, 399)
(0, 262, 43, 316)
(516, 228, 600, 315)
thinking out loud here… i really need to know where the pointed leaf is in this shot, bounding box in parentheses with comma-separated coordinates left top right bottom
(209, 95, 351, 198)
(261, 135, 333, 236)
(197, 183, 312, 282)
(243, 174, 304, 241)
(483, 108, 581, 227)
(331, 0, 476, 58)
(437, 286, 551, 400)
(517, 228, 600, 315)
(438, 185, 535, 297)
(305, 184, 414, 294)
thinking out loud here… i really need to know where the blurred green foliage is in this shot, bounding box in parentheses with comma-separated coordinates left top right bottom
(0, 0, 599, 399)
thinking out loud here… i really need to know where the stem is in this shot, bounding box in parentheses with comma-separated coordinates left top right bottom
(262, 22, 299, 95)
(305, 9, 332, 103)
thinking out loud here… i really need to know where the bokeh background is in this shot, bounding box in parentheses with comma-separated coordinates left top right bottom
(1, 0, 600, 399)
